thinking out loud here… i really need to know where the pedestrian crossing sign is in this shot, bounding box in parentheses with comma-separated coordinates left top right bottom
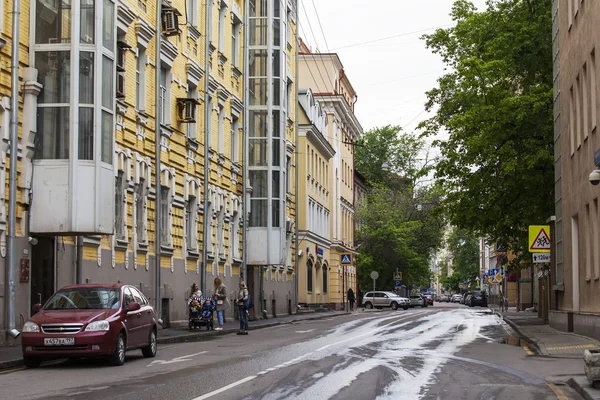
(394, 272, 402, 280)
(340, 253, 352, 265)
(529, 225, 551, 253)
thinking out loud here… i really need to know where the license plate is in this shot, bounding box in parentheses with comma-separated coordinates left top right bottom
(44, 337, 75, 346)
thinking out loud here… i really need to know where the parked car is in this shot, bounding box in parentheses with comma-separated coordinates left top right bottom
(423, 294, 434, 306)
(21, 284, 158, 368)
(468, 290, 488, 307)
(408, 294, 428, 308)
(362, 291, 411, 310)
(451, 294, 463, 303)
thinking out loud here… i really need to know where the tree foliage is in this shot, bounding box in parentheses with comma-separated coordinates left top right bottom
(419, 0, 553, 266)
(447, 227, 480, 284)
(355, 126, 445, 291)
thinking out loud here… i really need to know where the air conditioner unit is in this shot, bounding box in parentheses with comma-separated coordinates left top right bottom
(286, 220, 295, 233)
(177, 98, 200, 123)
(161, 8, 181, 37)
(116, 73, 126, 98)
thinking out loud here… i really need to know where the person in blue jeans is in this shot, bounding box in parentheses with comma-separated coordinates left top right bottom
(212, 277, 228, 331)
(235, 280, 249, 335)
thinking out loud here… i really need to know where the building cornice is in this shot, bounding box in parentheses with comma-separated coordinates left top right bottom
(316, 95, 363, 141)
(299, 124, 335, 159)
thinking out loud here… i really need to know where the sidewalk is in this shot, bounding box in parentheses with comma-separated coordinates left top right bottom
(491, 305, 600, 400)
(0, 310, 352, 371)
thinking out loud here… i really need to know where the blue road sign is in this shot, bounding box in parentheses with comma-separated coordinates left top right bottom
(394, 281, 402, 288)
(340, 253, 352, 265)
(395, 266, 401, 273)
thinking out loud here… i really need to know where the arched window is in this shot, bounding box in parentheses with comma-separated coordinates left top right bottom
(323, 264, 328, 293)
(307, 259, 313, 292)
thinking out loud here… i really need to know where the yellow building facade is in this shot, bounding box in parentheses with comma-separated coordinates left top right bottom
(298, 42, 362, 310)
(0, 0, 302, 336)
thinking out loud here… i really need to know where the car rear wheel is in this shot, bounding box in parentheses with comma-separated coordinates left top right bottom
(142, 328, 157, 358)
(110, 332, 126, 366)
(23, 356, 41, 368)
(364, 302, 373, 309)
(391, 302, 398, 310)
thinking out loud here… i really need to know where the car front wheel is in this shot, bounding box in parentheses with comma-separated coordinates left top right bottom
(110, 332, 126, 366)
(142, 328, 157, 358)
(391, 302, 398, 310)
(364, 302, 373, 309)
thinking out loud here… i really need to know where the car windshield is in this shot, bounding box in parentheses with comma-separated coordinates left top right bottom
(44, 288, 121, 310)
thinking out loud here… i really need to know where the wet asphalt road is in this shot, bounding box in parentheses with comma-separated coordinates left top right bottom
(0, 304, 583, 400)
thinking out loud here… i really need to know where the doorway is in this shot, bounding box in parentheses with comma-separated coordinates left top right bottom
(246, 265, 255, 320)
(30, 236, 55, 314)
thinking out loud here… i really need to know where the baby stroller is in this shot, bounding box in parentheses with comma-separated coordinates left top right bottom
(188, 296, 203, 330)
(189, 296, 215, 331)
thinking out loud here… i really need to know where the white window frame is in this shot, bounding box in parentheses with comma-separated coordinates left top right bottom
(186, 195, 198, 251)
(135, 180, 149, 244)
(207, 96, 213, 149)
(187, 84, 198, 139)
(115, 170, 127, 240)
(217, 205, 225, 258)
(231, 18, 241, 67)
(218, 0, 227, 53)
(187, 0, 198, 27)
(136, 46, 147, 111)
(218, 104, 225, 154)
(160, 186, 172, 247)
(160, 65, 172, 125)
(230, 115, 239, 163)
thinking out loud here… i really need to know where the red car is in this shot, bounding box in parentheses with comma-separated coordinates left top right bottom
(21, 283, 158, 368)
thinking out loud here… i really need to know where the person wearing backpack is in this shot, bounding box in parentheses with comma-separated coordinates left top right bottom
(235, 280, 249, 335)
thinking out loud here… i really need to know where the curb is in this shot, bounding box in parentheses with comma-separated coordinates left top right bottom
(0, 312, 352, 369)
(568, 376, 600, 400)
(158, 312, 351, 344)
(491, 308, 545, 356)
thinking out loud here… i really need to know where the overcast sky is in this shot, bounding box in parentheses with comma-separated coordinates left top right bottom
(299, 0, 487, 137)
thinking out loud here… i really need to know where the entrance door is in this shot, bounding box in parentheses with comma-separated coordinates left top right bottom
(30, 236, 55, 314)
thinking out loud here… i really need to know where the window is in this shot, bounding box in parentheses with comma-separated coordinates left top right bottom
(160, 186, 171, 246)
(286, 80, 292, 115)
(307, 260, 313, 292)
(286, 156, 291, 194)
(186, 195, 198, 251)
(36, 0, 72, 44)
(207, 96, 213, 149)
(115, 171, 126, 240)
(323, 265, 328, 293)
(232, 18, 241, 66)
(186, 85, 198, 139)
(206, 198, 214, 255)
(123, 287, 135, 308)
(187, 0, 198, 27)
(160, 65, 171, 125)
(232, 211, 240, 259)
(231, 116, 239, 163)
(136, 180, 148, 243)
(217, 207, 225, 257)
(218, 1, 227, 53)
(592, 49, 597, 132)
(249, 170, 267, 227)
(218, 105, 225, 154)
(136, 46, 147, 111)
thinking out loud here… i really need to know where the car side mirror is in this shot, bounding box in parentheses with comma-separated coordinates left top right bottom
(127, 302, 141, 312)
(32, 303, 42, 314)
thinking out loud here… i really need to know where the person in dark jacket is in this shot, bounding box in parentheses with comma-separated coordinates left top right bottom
(347, 288, 356, 311)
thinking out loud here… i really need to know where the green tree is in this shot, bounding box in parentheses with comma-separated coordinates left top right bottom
(419, 0, 553, 266)
(447, 227, 480, 284)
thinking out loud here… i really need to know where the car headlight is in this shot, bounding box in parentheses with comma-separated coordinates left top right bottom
(85, 320, 110, 332)
(22, 322, 40, 333)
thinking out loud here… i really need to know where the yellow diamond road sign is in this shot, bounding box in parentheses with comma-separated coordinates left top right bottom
(529, 225, 551, 253)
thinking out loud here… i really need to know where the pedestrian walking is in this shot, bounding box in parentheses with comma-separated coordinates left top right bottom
(235, 281, 249, 335)
(212, 277, 228, 331)
(347, 288, 356, 311)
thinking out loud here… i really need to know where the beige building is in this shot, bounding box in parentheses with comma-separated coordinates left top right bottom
(297, 89, 334, 306)
(298, 40, 362, 310)
(552, 0, 600, 339)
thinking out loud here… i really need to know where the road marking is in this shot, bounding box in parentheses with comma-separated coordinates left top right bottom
(191, 310, 430, 400)
(0, 367, 25, 374)
(522, 345, 534, 356)
(546, 344, 598, 351)
(147, 351, 207, 367)
(295, 329, 315, 333)
(547, 383, 569, 400)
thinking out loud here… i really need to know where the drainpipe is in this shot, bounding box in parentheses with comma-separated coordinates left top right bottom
(5, 0, 21, 339)
(293, 0, 299, 312)
(202, 0, 211, 295)
(154, 1, 163, 316)
(241, 0, 249, 282)
(76, 236, 83, 284)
